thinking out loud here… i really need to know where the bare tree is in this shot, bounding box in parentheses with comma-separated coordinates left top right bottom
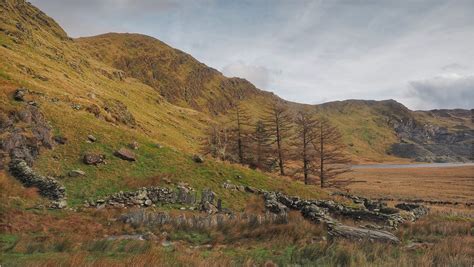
(312, 117, 352, 188)
(262, 101, 293, 175)
(201, 122, 230, 161)
(228, 103, 252, 164)
(293, 110, 319, 184)
(250, 120, 273, 170)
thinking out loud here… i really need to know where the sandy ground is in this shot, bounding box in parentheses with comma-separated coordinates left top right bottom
(341, 166, 474, 204)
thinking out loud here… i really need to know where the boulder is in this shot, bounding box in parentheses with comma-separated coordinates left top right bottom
(83, 153, 105, 165)
(192, 154, 204, 163)
(86, 104, 101, 117)
(68, 169, 85, 177)
(328, 224, 400, 244)
(202, 201, 218, 214)
(200, 188, 216, 204)
(14, 88, 27, 101)
(114, 148, 136, 161)
(129, 141, 139, 150)
(263, 192, 288, 214)
(53, 135, 67, 145)
(87, 135, 97, 142)
(177, 186, 196, 204)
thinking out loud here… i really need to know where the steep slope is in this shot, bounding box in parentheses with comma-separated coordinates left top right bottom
(314, 100, 473, 162)
(0, 0, 326, 209)
(77, 33, 276, 115)
(0, 0, 208, 153)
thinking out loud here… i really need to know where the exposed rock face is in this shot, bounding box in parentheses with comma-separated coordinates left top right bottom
(388, 110, 473, 162)
(0, 105, 54, 166)
(103, 99, 136, 127)
(1, 104, 66, 208)
(9, 159, 66, 207)
(114, 148, 136, 161)
(83, 153, 105, 165)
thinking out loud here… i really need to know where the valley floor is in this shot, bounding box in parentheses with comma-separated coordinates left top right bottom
(344, 166, 474, 204)
(1, 166, 473, 266)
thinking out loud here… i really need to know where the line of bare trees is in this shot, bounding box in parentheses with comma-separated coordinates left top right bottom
(201, 101, 352, 188)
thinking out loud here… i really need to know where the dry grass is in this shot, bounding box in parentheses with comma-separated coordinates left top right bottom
(343, 166, 474, 204)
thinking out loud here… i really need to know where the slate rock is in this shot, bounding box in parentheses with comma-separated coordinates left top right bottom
(83, 153, 105, 165)
(53, 135, 67, 145)
(87, 135, 97, 142)
(114, 148, 136, 161)
(129, 141, 139, 150)
(14, 88, 27, 101)
(69, 169, 85, 177)
(192, 154, 204, 163)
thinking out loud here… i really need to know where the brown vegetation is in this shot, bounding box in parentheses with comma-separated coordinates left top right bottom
(343, 166, 474, 204)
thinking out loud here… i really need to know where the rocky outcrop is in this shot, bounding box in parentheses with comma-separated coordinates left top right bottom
(14, 88, 27, 101)
(82, 153, 105, 165)
(328, 224, 400, 244)
(0, 104, 54, 166)
(114, 148, 136, 161)
(103, 99, 136, 127)
(1, 103, 67, 208)
(388, 110, 473, 162)
(9, 159, 67, 208)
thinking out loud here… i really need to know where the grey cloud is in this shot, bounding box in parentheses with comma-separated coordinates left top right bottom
(407, 74, 474, 110)
(30, 0, 474, 110)
(441, 63, 470, 72)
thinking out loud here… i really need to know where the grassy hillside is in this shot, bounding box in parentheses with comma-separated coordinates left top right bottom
(77, 33, 274, 115)
(1, 1, 473, 266)
(0, 0, 326, 208)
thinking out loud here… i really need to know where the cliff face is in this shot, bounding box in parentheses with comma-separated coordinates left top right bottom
(389, 109, 473, 162)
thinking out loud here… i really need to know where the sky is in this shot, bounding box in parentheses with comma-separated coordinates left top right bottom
(30, 0, 474, 110)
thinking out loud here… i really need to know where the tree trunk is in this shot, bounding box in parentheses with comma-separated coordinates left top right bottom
(303, 130, 308, 184)
(320, 124, 324, 188)
(276, 118, 285, 176)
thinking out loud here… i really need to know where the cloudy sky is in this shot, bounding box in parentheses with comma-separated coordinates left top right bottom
(31, 0, 474, 110)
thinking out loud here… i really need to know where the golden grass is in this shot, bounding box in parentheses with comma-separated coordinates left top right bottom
(343, 166, 474, 204)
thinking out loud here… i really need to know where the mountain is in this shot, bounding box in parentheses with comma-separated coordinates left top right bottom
(1, 1, 473, 265)
(1, 0, 471, 167)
